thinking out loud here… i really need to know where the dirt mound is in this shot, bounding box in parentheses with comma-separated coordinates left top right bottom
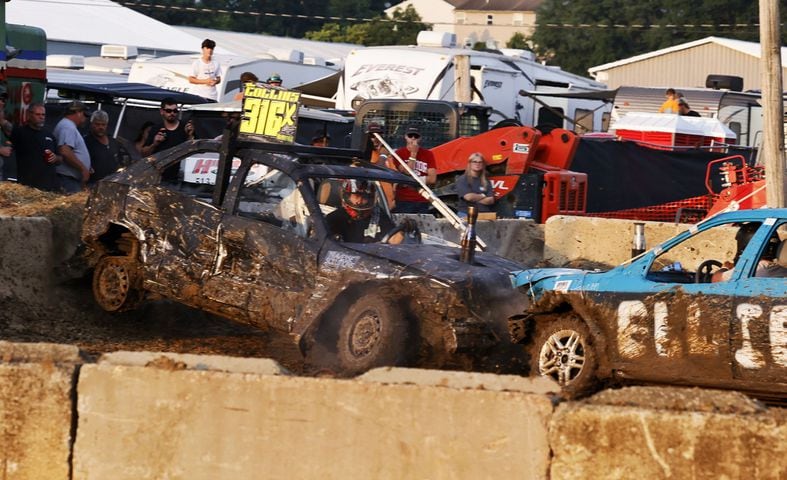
(0, 182, 89, 278)
(0, 182, 87, 217)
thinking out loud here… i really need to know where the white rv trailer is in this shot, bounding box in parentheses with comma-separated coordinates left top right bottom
(336, 32, 611, 131)
(127, 53, 339, 103)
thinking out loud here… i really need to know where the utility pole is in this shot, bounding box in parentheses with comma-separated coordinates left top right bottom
(454, 55, 471, 103)
(760, 0, 786, 207)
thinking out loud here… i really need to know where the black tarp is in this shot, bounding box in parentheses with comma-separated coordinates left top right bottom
(570, 139, 754, 213)
(47, 82, 211, 104)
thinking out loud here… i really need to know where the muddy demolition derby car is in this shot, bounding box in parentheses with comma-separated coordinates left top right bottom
(511, 209, 787, 398)
(81, 138, 528, 375)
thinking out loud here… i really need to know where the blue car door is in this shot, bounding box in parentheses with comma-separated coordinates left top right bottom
(587, 260, 736, 385)
(731, 221, 787, 393)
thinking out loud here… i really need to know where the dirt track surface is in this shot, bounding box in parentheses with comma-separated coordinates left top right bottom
(0, 183, 306, 371)
(0, 279, 307, 373)
(0, 182, 782, 412)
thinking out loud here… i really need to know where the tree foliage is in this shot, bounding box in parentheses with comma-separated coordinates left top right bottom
(122, 0, 412, 39)
(506, 32, 529, 49)
(305, 5, 430, 46)
(530, 0, 770, 76)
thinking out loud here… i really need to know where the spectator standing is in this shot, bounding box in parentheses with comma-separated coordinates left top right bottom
(142, 98, 195, 181)
(141, 98, 195, 157)
(365, 123, 391, 167)
(188, 38, 221, 101)
(677, 98, 701, 117)
(311, 130, 330, 147)
(85, 110, 127, 184)
(54, 101, 92, 194)
(455, 152, 496, 217)
(266, 73, 283, 87)
(658, 88, 679, 114)
(0, 91, 13, 178)
(10, 102, 60, 192)
(122, 120, 154, 162)
(392, 126, 436, 214)
(233, 71, 259, 101)
(364, 123, 396, 207)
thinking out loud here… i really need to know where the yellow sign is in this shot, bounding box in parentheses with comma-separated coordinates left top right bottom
(239, 83, 301, 143)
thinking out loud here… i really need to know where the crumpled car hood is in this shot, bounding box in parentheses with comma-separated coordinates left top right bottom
(342, 243, 525, 284)
(512, 267, 590, 286)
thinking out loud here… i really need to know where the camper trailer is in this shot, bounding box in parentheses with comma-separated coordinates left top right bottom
(128, 52, 339, 103)
(336, 32, 610, 131)
(611, 85, 766, 148)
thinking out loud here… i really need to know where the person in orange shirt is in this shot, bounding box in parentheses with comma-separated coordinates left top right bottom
(658, 88, 679, 113)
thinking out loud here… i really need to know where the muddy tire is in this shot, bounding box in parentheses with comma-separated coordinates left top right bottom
(92, 256, 143, 312)
(336, 294, 411, 376)
(530, 314, 598, 398)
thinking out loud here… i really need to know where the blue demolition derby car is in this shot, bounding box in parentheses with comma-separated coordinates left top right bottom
(511, 209, 787, 398)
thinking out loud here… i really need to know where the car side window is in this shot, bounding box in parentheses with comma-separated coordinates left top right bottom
(235, 167, 312, 238)
(159, 152, 218, 200)
(647, 222, 740, 283)
(753, 223, 787, 278)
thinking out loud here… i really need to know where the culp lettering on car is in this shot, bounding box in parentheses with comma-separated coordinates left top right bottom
(618, 300, 787, 368)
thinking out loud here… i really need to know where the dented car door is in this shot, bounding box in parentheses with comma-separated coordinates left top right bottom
(201, 162, 320, 331)
(123, 162, 222, 301)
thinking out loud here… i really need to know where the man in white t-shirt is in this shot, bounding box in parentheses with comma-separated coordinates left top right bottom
(188, 38, 221, 101)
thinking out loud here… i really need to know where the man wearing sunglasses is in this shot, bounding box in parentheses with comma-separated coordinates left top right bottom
(141, 97, 195, 157)
(392, 126, 436, 214)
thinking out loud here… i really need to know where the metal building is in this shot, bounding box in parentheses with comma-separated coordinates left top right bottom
(588, 36, 787, 91)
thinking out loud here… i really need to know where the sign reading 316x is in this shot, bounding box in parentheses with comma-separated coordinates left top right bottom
(240, 84, 301, 143)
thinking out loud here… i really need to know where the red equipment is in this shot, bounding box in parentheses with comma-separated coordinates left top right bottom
(431, 126, 587, 223)
(704, 156, 766, 217)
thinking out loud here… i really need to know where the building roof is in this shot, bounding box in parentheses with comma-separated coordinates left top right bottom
(454, 0, 543, 10)
(7, 0, 205, 55)
(175, 26, 360, 67)
(589, 36, 787, 74)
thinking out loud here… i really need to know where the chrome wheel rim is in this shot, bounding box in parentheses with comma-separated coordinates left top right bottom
(538, 329, 586, 386)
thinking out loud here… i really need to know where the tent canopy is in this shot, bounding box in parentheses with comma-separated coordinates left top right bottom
(47, 82, 211, 105)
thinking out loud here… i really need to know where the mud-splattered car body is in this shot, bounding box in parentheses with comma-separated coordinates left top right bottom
(511, 209, 787, 397)
(82, 138, 527, 374)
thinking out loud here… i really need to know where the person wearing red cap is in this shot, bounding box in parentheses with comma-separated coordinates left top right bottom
(393, 125, 436, 214)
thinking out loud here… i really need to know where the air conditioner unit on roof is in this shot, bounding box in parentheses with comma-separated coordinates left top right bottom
(46, 54, 85, 69)
(100, 45, 138, 60)
(416, 31, 456, 48)
(270, 48, 304, 63)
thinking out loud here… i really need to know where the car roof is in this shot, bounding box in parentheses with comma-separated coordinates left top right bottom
(235, 139, 418, 185)
(704, 208, 787, 224)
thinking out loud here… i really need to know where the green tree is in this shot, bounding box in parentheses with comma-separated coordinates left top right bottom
(506, 32, 529, 49)
(305, 5, 430, 46)
(530, 0, 768, 76)
(123, 0, 406, 38)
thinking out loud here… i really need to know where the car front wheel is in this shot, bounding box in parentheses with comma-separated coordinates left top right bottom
(531, 314, 598, 397)
(336, 294, 411, 375)
(92, 256, 142, 312)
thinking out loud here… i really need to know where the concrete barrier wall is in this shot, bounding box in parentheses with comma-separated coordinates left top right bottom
(544, 215, 736, 268)
(0, 217, 54, 304)
(1, 343, 785, 479)
(73, 352, 556, 480)
(550, 387, 787, 480)
(0, 342, 80, 480)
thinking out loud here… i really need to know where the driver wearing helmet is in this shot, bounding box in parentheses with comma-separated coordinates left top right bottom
(326, 179, 402, 243)
(712, 223, 785, 282)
